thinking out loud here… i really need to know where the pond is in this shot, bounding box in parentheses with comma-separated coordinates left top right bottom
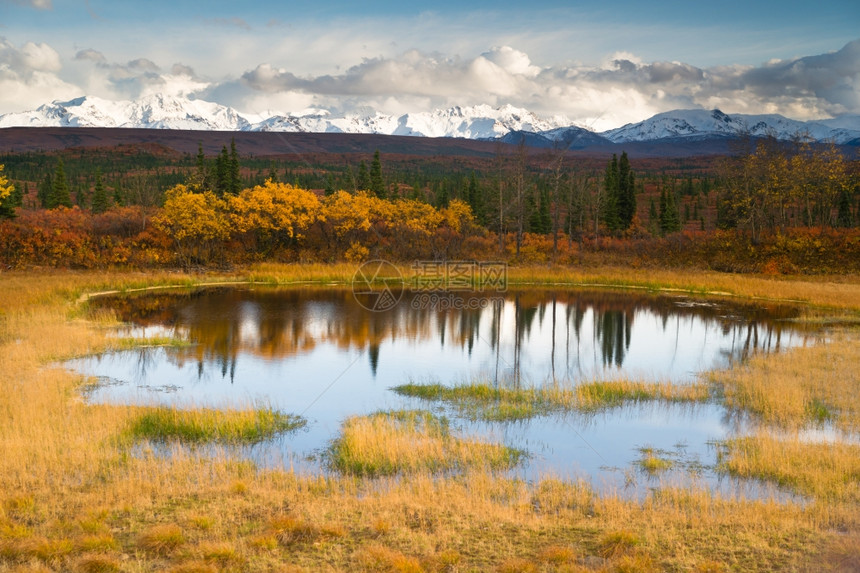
(68, 286, 823, 496)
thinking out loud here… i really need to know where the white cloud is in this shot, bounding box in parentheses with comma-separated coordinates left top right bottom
(1, 36, 858, 127)
(482, 46, 541, 78)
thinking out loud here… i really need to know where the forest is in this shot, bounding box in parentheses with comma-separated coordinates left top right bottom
(0, 135, 858, 273)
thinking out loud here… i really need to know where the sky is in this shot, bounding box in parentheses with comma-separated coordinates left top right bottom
(1, 0, 858, 130)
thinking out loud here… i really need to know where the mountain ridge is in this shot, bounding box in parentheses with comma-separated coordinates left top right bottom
(1, 94, 859, 145)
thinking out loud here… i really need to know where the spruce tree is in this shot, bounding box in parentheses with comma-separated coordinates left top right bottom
(229, 138, 241, 194)
(659, 188, 681, 235)
(38, 173, 52, 208)
(616, 152, 636, 230)
(602, 154, 620, 232)
(49, 159, 72, 209)
(214, 145, 229, 196)
(369, 150, 385, 198)
(194, 142, 208, 189)
(324, 173, 336, 196)
(91, 169, 109, 214)
(113, 180, 125, 207)
(648, 197, 659, 236)
(356, 161, 370, 191)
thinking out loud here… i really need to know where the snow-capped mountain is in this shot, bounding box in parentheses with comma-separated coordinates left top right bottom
(603, 109, 860, 144)
(1, 95, 858, 145)
(0, 94, 251, 131)
(0, 96, 572, 139)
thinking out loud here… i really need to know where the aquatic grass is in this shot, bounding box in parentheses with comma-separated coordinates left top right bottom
(717, 434, 860, 502)
(393, 379, 712, 421)
(328, 409, 523, 476)
(114, 336, 192, 350)
(637, 448, 676, 475)
(712, 334, 860, 431)
(126, 405, 305, 444)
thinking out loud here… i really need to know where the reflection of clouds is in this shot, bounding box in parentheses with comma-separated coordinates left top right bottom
(89, 287, 819, 388)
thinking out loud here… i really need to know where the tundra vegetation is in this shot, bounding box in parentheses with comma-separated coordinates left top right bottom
(0, 266, 858, 572)
(0, 138, 858, 570)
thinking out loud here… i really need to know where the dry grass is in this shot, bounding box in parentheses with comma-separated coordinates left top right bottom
(0, 266, 858, 571)
(718, 434, 860, 502)
(712, 333, 860, 431)
(328, 410, 523, 476)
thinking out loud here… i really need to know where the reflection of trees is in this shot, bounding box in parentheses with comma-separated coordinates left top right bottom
(92, 287, 817, 382)
(595, 310, 633, 368)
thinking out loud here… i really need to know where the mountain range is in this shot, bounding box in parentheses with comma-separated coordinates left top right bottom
(2, 94, 859, 147)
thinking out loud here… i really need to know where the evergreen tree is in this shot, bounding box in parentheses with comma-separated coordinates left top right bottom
(435, 179, 450, 208)
(229, 138, 241, 194)
(214, 145, 229, 196)
(49, 159, 72, 209)
(659, 188, 681, 235)
(267, 162, 279, 183)
(194, 142, 208, 189)
(369, 150, 385, 198)
(113, 180, 125, 207)
(648, 197, 659, 236)
(356, 160, 370, 191)
(324, 173, 336, 196)
(602, 154, 620, 232)
(616, 152, 636, 230)
(38, 172, 52, 208)
(530, 185, 551, 234)
(12, 182, 25, 208)
(91, 169, 109, 214)
(76, 182, 88, 208)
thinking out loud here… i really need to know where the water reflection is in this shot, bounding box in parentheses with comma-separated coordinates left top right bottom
(71, 286, 826, 497)
(90, 287, 815, 388)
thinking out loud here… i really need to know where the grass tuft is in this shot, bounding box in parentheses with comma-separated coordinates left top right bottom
(637, 448, 675, 474)
(136, 524, 185, 555)
(126, 405, 305, 444)
(328, 410, 523, 476)
(598, 530, 642, 558)
(73, 554, 122, 573)
(269, 516, 346, 546)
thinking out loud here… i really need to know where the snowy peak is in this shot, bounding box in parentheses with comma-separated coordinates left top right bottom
(0, 94, 250, 131)
(603, 109, 860, 144)
(1, 96, 858, 145)
(0, 95, 573, 138)
(251, 104, 568, 139)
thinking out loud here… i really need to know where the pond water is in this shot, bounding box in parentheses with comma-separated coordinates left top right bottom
(69, 286, 824, 497)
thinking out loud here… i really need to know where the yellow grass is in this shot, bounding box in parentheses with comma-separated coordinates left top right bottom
(712, 333, 860, 431)
(0, 266, 858, 571)
(328, 410, 523, 476)
(718, 433, 860, 502)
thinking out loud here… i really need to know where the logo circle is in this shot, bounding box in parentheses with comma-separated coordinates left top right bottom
(351, 260, 404, 312)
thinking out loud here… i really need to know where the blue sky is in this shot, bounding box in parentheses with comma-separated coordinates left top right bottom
(1, 0, 858, 128)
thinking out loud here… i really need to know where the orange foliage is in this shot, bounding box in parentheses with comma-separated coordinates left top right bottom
(2, 181, 859, 274)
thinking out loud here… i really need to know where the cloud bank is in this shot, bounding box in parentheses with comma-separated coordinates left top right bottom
(1, 36, 857, 130)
